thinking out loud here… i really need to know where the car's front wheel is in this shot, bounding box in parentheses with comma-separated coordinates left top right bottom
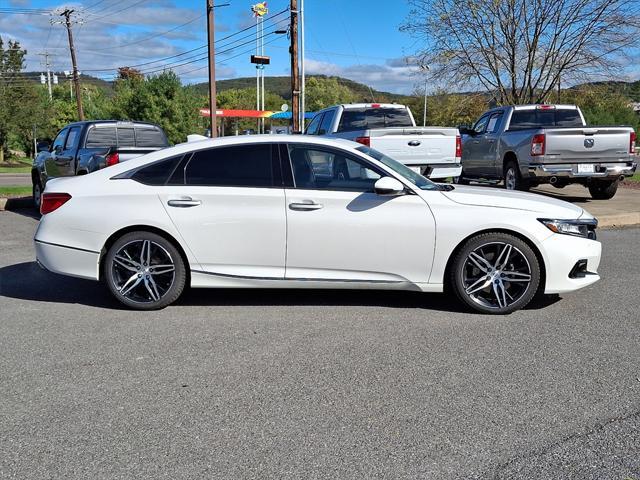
(450, 232, 541, 314)
(104, 231, 186, 310)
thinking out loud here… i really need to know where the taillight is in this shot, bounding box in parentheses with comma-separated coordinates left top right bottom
(371, 103, 380, 108)
(630, 131, 636, 154)
(536, 104, 555, 110)
(531, 134, 546, 156)
(40, 193, 72, 215)
(106, 151, 119, 167)
(455, 135, 462, 159)
(355, 136, 370, 147)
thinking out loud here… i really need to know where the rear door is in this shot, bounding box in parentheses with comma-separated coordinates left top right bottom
(157, 143, 287, 278)
(282, 143, 435, 283)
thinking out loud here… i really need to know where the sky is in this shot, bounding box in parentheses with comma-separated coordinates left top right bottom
(0, 0, 424, 94)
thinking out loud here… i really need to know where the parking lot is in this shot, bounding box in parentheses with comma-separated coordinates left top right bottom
(0, 209, 639, 479)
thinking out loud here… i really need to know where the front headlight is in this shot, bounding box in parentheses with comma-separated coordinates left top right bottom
(538, 218, 598, 240)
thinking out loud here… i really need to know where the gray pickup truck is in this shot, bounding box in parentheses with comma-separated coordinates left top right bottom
(458, 104, 637, 199)
(32, 120, 169, 207)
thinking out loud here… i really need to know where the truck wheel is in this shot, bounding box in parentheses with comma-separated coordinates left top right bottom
(32, 179, 43, 210)
(588, 179, 619, 200)
(453, 175, 470, 185)
(504, 161, 529, 191)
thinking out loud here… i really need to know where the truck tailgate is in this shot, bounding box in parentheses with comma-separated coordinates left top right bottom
(368, 127, 458, 166)
(544, 127, 632, 163)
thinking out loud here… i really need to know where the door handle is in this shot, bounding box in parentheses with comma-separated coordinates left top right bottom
(168, 197, 201, 208)
(473, 140, 480, 144)
(487, 139, 495, 144)
(289, 201, 323, 211)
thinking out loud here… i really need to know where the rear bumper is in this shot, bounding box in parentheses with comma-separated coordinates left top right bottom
(415, 163, 463, 179)
(528, 161, 636, 180)
(34, 239, 100, 281)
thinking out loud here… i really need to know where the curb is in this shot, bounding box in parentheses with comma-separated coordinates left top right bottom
(597, 212, 640, 229)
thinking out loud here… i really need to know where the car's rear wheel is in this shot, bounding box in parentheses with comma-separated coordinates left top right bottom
(588, 179, 619, 200)
(450, 232, 541, 314)
(32, 179, 42, 210)
(504, 161, 529, 191)
(104, 231, 186, 310)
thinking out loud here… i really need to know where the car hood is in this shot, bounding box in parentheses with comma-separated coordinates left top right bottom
(440, 185, 585, 219)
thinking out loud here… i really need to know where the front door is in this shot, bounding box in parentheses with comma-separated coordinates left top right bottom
(158, 143, 286, 278)
(282, 144, 436, 283)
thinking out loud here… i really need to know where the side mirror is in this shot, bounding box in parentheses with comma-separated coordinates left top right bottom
(36, 141, 50, 153)
(458, 126, 473, 135)
(374, 176, 405, 196)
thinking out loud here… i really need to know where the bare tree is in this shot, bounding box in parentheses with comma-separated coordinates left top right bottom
(401, 0, 640, 105)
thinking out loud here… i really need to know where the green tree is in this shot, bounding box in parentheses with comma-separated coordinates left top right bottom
(305, 77, 356, 112)
(110, 71, 202, 144)
(0, 36, 27, 163)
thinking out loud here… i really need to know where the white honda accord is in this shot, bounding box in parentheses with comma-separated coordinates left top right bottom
(34, 135, 601, 314)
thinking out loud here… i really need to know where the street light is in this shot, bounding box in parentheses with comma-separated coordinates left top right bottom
(420, 64, 429, 127)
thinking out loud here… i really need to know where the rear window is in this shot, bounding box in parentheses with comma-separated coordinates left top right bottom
(85, 125, 167, 148)
(338, 107, 413, 132)
(135, 127, 168, 148)
(508, 109, 583, 130)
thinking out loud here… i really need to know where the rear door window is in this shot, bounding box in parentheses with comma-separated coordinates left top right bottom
(305, 114, 323, 135)
(64, 126, 81, 150)
(318, 110, 336, 135)
(184, 144, 277, 187)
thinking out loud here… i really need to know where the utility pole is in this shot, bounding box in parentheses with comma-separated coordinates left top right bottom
(299, 0, 305, 130)
(37, 52, 53, 100)
(59, 9, 84, 121)
(206, 0, 218, 137)
(290, 0, 300, 133)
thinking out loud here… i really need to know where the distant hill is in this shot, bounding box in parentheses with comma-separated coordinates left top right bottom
(192, 75, 414, 103)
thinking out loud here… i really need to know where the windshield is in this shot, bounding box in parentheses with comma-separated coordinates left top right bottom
(356, 146, 439, 191)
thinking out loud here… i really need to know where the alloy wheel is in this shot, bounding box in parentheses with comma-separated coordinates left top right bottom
(461, 241, 532, 310)
(110, 239, 176, 304)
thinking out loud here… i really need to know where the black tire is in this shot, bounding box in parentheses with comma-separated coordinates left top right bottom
(449, 232, 541, 314)
(503, 160, 529, 191)
(453, 174, 470, 185)
(104, 231, 186, 310)
(588, 179, 619, 200)
(32, 178, 42, 210)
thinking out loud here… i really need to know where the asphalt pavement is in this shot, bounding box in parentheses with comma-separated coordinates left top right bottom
(0, 173, 30, 187)
(0, 210, 639, 479)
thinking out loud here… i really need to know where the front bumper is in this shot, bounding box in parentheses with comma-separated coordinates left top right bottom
(35, 239, 100, 281)
(540, 233, 602, 294)
(528, 161, 636, 180)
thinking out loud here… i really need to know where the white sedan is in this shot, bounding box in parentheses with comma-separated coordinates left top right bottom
(34, 135, 601, 314)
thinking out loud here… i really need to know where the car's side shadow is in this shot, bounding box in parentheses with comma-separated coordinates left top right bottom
(0, 262, 561, 313)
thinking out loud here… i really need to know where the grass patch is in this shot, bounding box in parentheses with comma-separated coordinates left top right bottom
(0, 157, 32, 174)
(0, 185, 32, 197)
(624, 172, 640, 183)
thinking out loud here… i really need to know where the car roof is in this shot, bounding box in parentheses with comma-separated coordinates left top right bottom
(65, 120, 163, 128)
(97, 135, 364, 178)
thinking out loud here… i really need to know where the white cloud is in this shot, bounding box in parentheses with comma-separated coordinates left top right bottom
(304, 57, 422, 95)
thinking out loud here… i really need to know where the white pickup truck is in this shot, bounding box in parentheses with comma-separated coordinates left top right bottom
(304, 103, 462, 179)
